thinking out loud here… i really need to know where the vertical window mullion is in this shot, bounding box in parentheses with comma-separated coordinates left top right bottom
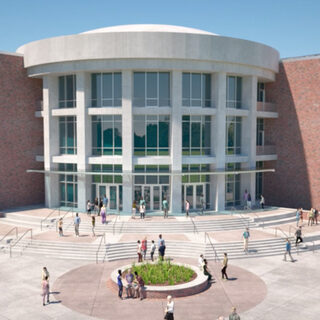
(100, 73, 103, 107)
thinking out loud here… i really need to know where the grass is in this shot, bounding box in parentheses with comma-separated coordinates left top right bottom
(128, 260, 195, 286)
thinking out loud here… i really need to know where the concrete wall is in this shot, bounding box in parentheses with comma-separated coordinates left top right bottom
(0, 53, 44, 210)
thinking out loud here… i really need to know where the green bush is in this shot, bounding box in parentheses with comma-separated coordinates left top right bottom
(127, 261, 195, 286)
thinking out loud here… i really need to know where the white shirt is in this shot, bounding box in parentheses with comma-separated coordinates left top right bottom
(167, 301, 174, 313)
(151, 243, 156, 253)
(198, 257, 204, 269)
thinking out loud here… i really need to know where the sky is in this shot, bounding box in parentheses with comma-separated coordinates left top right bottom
(0, 0, 319, 58)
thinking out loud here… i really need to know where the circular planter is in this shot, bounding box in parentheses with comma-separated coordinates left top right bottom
(109, 262, 209, 298)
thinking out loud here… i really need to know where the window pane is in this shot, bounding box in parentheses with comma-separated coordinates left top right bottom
(147, 122, 157, 148)
(67, 183, 74, 202)
(147, 73, 157, 98)
(192, 73, 201, 99)
(114, 119, 122, 148)
(103, 120, 113, 148)
(59, 76, 65, 105)
(66, 75, 75, 107)
(182, 73, 190, 106)
(102, 73, 112, 100)
(159, 119, 169, 148)
(236, 77, 242, 108)
(182, 121, 190, 148)
(133, 72, 145, 107)
(114, 73, 122, 101)
(191, 122, 201, 147)
(203, 74, 211, 107)
(159, 72, 170, 106)
(134, 117, 146, 148)
(59, 120, 65, 148)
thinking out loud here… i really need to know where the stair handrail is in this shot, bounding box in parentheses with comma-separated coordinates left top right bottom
(250, 212, 265, 229)
(0, 227, 18, 243)
(55, 207, 74, 232)
(9, 228, 32, 258)
(289, 225, 297, 236)
(96, 232, 106, 264)
(112, 214, 119, 235)
(40, 207, 60, 230)
(190, 216, 199, 234)
(204, 232, 219, 262)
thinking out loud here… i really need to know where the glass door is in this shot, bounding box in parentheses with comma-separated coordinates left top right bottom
(186, 185, 194, 209)
(109, 186, 117, 210)
(144, 186, 151, 210)
(99, 185, 106, 201)
(196, 185, 204, 209)
(153, 186, 160, 210)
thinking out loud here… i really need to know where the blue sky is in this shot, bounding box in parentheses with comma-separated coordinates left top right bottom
(0, 0, 319, 58)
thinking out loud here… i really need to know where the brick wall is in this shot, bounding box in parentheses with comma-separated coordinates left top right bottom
(264, 57, 320, 209)
(0, 53, 44, 210)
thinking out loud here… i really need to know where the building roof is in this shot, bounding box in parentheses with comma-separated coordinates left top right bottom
(81, 24, 218, 36)
(281, 53, 320, 62)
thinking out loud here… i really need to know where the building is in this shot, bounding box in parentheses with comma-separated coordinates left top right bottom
(3, 24, 318, 213)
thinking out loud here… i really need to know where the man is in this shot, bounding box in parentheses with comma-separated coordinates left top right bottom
(198, 254, 204, 270)
(42, 267, 50, 304)
(221, 252, 229, 280)
(242, 228, 250, 253)
(260, 195, 265, 209)
(200, 194, 205, 214)
(308, 208, 315, 226)
(295, 208, 300, 227)
(158, 234, 166, 261)
(284, 238, 294, 262)
(295, 226, 303, 246)
(229, 307, 240, 320)
(103, 194, 108, 208)
(125, 269, 134, 298)
(162, 198, 168, 218)
(74, 213, 81, 237)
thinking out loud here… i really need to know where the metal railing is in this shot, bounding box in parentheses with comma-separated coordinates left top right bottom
(9, 228, 33, 258)
(40, 208, 60, 230)
(204, 232, 219, 262)
(257, 101, 277, 113)
(96, 233, 106, 264)
(190, 216, 199, 234)
(55, 207, 74, 232)
(112, 214, 119, 235)
(0, 227, 18, 244)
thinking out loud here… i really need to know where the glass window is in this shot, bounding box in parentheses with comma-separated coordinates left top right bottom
(226, 76, 242, 109)
(134, 115, 170, 156)
(181, 164, 210, 185)
(182, 73, 212, 107)
(91, 164, 123, 185)
(257, 82, 265, 102)
(91, 73, 122, 107)
(255, 161, 263, 200)
(133, 72, 170, 107)
(59, 163, 77, 207)
(59, 117, 77, 154)
(225, 163, 241, 207)
(134, 165, 170, 186)
(59, 75, 76, 108)
(256, 118, 264, 146)
(182, 115, 211, 155)
(92, 115, 122, 155)
(226, 116, 241, 155)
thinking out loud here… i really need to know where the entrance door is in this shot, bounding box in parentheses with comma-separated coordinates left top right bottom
(96, 184, 121, 211)
(134, 185, 170, 211)
(183, 184, 206, 211)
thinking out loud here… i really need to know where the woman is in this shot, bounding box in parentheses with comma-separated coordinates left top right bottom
(91, 215, 96, 237)
(185, 200, 190, 218)
(164, 295, 174, 320)
(137, 240, 142, 262)
(141, 237, 147, 261)
(98, 198, 103, 216)
(58, 218, 63, 237)
(94, 197, 99, 215)
(87, 200, 92, 216)
(134, 271, 145, 300)
(203, 259, 212, 281)
(101, 205, 107, 224)
(132, 200, 137, 219)
(41, 276, 50, 306)
(117, 269, 123, 299)
(140, 204, 145, 219)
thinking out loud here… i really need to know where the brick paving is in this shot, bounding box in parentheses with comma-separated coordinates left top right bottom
(32, 231, 99, 243)
(0, 222, 28, 236)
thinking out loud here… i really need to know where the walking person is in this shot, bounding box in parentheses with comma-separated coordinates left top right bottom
(98, 198, 103, 216)
(200, 194, 205, 214)
(58, 218, 63, 237)
(284, 238, 294, 262)
(260, 195, 265, 209)
(94, 197, 99, 215)
(247, 193, 252, 209)
(163, 197, 169, 218)
(132, 200, 137, 219)
(164, 295, 174, 320)
(141, 237, 147, 261)
(185, 200, 190, 218)
(139, 203, 145, 219)
(295, 226, 303, 246)
(137, 240, 142, 262)
(117, 270, 123, 300)
(221, 252, 229, 280)
(229, 307, 240, 320)
(74, 213, 81, 237)
(296, 208, 300, 227)
(41, 276, 50, 306)
(87, 200, 92, 216)
(308, 209, 315, 226)
(101, 205, 107, 224)
(91, 215, 96, 237)
(299, 208, 304, 224)
(203, 259, 212, 281)
(150, 240, 156, 261)
(242, 228, 250, 253)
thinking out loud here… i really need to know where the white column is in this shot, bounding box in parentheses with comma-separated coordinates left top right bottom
(212, 72, 227, 211)
(170, 71, 182, 213)
(43, 75, 59, 208)
(76, 72, 91, 212)
(242, 76, 257, 203)
(122, 70, 133, 213)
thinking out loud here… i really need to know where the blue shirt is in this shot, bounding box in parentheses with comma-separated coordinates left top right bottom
(162, 200, 168, 209)
(74, 216, 81, 225)
(158, 238, 165, 247)
(103, 197, 108, 206)
(243, 231, 250, 239)
(117, 274, 123, 286)
(286, 242, 291, 251)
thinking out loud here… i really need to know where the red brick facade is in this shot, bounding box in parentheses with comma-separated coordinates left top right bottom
(0, 53, 44, 210)
(264, 57, 320, 209)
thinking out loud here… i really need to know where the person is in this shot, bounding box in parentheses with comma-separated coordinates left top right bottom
(101, 205, 107, 224)
(74, 213, 81, 237)
(150, 240, 156, 261)
(117, 270, 123, 299)
(295, 208, 300, 227)
(139, 203, 145, 219)
(164, 295, 174, 320)
(58, 218, 63, 237)
(134, 271, 145, 300)
(132, 200, 137, 219)
(125, 269, 134, 298)
(91, 215, 96, 237)
(203, 259, 212, 281)
(284, 238, 294, 262)
(229, 307, 240, 320)
(247, 193, 252, 209)
(41, 276, 50, 306)
(94, 197, 99, 215)
(98, 198, 103, 216)
(137, 240, 142, 262)
(308, 208, 315, 226)
(260, 195, 265, 209)
(242, 228, 250, 253)
(141, 237, 147, 261)
(200, 194, 205, 214)
(295, 226, 303, 245)
(185, 200, 190, 218)
(243, 189, 248, 207)
(163, 197, 169, 218)
(198, 254, 204, 270)
(42, 267, 50, 281)
(221, 252, 229, 280)
(87, 200, 92, 216)
(315, 208, 319, 225)
(299, 208, 304, 224)
(103, 194, 108, 208)
(158, 234, 166, 261)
